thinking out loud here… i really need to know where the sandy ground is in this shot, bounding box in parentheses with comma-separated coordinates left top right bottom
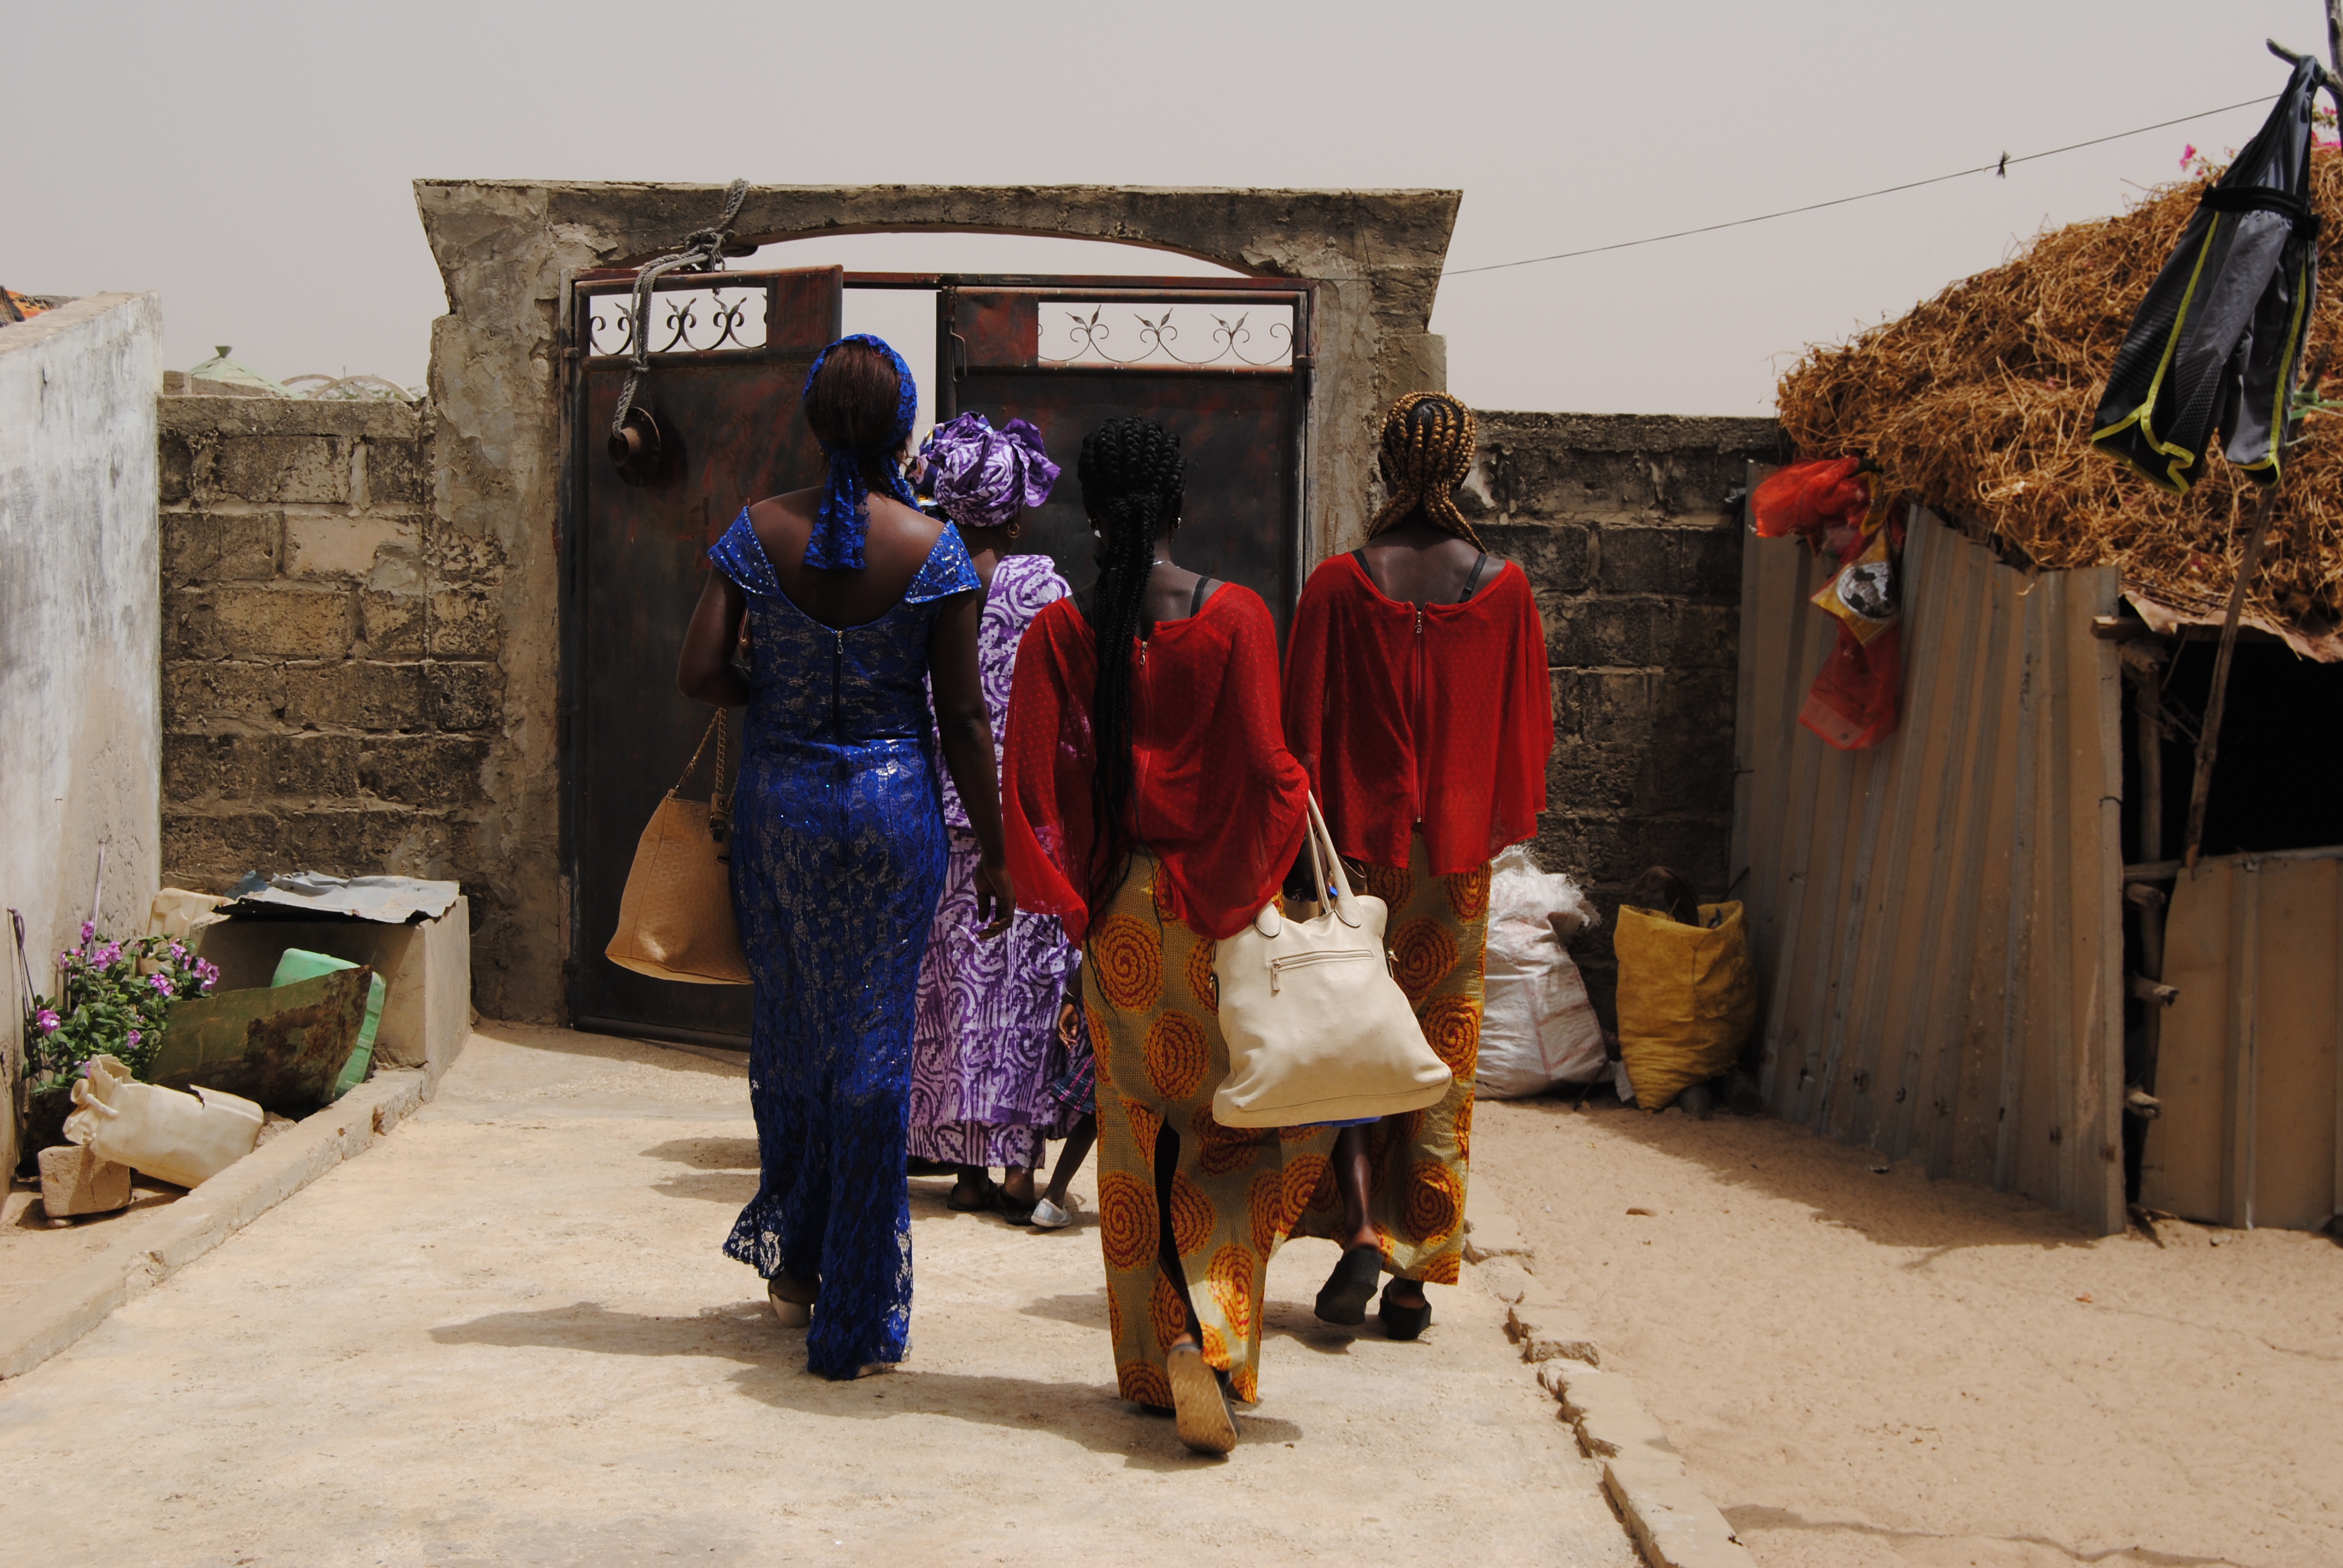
(1, 1026, 1632, 1568)
(2, 1175, 186, 1310)
(1476, 1096, 2343, 1568)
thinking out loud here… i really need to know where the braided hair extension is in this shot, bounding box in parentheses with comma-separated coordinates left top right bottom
(1076, 417, 1186, 909)
(1365, 391, 1481, 544)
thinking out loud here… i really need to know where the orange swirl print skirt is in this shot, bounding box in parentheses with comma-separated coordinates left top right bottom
(1084, 849, 1335, 1408)
(1288, 829, 1489, 1285)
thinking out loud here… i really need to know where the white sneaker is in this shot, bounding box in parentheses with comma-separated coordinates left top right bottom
(1030, 1196, 1077, 1230)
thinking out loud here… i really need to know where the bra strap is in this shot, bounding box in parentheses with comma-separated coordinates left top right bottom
(1190, 575, 1220, 618)
(1460, 550, 1490, 602)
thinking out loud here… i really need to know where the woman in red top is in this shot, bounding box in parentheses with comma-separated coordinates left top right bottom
(1002, 418, 1334, 1456)
(1281, 392, 1553, 1339)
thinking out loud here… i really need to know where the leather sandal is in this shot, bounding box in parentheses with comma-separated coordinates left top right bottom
(1378, 1280, 1431, 1342)
(1314, 1244, 1383, 1325)
(946, 1175, 1001, 1212)
(1167, 1342, 1238, 1455)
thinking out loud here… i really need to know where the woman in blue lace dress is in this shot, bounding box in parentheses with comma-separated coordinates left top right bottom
(677, 336, 1013, 1381)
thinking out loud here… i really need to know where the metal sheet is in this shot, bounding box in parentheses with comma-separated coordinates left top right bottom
(2141, 849, 2343, 1229)
(1734, 497, 2128, 1233)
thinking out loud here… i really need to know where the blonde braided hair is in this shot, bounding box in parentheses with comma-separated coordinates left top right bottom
(1366, 391, 1480, 543)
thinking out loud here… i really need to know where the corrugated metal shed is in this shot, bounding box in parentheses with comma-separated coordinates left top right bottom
(1732, 499, 2128, 1234)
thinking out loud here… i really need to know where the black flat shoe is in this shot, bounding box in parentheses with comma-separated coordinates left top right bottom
(1378, 1281, 1430, 1341)
(1314, 1244, 1383, 1325)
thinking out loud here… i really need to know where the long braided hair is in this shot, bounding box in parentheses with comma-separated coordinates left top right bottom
(1366, 391, 1480, 543)
(1077, 417, 1185, 907)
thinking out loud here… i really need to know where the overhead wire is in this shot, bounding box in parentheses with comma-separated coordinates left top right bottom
(1442, 95, 2282, 277)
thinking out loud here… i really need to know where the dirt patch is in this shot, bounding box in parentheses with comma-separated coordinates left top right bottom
(0, 1175, 184, 1312)
(1476, 1096, 2343, 1567)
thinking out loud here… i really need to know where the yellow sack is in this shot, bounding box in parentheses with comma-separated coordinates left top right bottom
(1613, 901, 1757, 1112)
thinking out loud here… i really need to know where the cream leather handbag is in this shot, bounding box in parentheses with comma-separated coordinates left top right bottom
(606, 711, 752, 985)
(1211, 796, 1452, 1128)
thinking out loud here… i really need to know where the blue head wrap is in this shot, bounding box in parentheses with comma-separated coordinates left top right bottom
(802, 333, 920, 570)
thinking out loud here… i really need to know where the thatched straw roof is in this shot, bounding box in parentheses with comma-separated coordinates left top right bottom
(1777, 151, 2343, 639)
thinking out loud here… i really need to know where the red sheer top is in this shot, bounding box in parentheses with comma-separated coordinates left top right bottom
(1282, 552, 1553, 874)
(1002, 584, 1311, 944)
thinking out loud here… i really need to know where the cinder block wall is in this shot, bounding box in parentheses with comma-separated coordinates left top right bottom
(1463, 412, 1784, 1024)
(158, 395, 506, 962)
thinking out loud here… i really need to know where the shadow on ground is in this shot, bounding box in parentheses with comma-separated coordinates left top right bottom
(1501, 1094, 2103, 1255)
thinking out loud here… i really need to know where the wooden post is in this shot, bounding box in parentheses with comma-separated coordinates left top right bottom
(2181, 488, 2281, 871)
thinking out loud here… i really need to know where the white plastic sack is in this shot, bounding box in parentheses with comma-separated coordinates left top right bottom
(64, 1054, 263, 1188)
(1475, 847, 1609, 1099)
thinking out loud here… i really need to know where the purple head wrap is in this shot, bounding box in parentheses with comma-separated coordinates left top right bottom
(801, 334, 920, 570)
(916, 413, 1061, 530)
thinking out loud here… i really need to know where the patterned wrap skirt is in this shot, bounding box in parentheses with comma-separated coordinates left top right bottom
(1084, 849, 1335, 1406)
(1288, 831, 1489, 1284)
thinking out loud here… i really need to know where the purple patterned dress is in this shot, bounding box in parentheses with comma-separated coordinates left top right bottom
(908, 552, 1089, 1168)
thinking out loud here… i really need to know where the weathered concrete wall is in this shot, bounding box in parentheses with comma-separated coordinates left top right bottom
(1464, 412, 1785, 1024)
(413, 180, 1463, 1021)
(1, 293, 165, 1175)
(157, 396, 510, 993)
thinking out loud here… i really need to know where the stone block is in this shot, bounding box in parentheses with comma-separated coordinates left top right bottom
(359, 590, 426, 657)
(1460, 1205, 1533, 1263)
(1654, 602, 1739, 670)
(215, 434, 348, 505)
(164, 661, 286, 728)
(38, 1143, 134, 1217)
(426, 661, 504, 733)
(202, 582, 356, 659)
(1555, 598, 1660, 670)
(284, 513, 423, 580)
(1554, 744, 1642, 812)
(362, 807, 455, 871)
(1508, 1286, 1604, 1365)
(159, 430, 195, 505)
(425, 523, 505, 584)
(428, 586, 500, 657)
(1596, 526, 1676, 594)
(163, 731, 228, 800)
(283, 661, 426, 731)
(1642, 737, 1735, 815)
(274, 809, 392, 877)
(359, 736, 489, 805)
(1481, 521, 1591, 595)
(163, 808, 284, 882)
(1604, 1459, 1757, 1568)
(272, 733, 362, 798)
(163, 509, 283, 586)
(1676, 523, 1744, 601)
(364, 437, 430, 506)
(1472, 1256, 1535, 1305)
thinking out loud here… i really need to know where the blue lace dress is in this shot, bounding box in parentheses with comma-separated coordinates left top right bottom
(708, 508, 980, 1380)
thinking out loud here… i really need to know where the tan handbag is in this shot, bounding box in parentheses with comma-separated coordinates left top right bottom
(605, 711, 752, 985)
(1211, 795, 1452, 1128)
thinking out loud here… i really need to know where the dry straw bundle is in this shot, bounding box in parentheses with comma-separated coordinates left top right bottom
(1777, 151, 2343, 631)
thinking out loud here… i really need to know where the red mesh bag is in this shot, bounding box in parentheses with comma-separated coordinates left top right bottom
(1800, 623, 1902, 749)
(1751, 457, 1868, 547)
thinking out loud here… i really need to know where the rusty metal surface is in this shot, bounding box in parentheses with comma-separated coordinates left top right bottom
(2141, 848, 2343, 1229)
(942, 286, 1312, 633)
(564, 267, 842, 1047)
(148, 968, 371, 1114)
(1733, 498, 2128, 1233)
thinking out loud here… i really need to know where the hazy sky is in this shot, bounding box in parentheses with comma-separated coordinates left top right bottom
(6, 2, 2324, 416)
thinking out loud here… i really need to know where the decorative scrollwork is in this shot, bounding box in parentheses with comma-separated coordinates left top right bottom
(1040, 301, 1294, 368)
(588, 285, 769, 358)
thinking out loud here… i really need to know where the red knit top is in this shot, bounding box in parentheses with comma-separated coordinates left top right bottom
(1002, 584, 1311, 944)
(1281, 551, 1553, 874)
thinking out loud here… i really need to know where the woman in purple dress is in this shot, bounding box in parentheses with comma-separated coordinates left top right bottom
(907, 413, 1095, 1220)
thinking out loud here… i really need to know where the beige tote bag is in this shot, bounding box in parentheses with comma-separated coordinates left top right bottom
(1212, 795, 1452, 1128)
(606, 711, 752, 985)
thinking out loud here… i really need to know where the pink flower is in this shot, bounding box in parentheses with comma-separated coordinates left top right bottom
(194, 958, 220, 990)
(2180, 143, 2197, 169)
(126, 1029, 142, 1047)
(149, 973, 174, 998)
(169, 941, 186, 959)
(79, 920, 95, 942)
(35, 1008, 59, 1033)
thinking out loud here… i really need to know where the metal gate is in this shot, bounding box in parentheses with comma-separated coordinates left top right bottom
(563, 270, 1314, 1047)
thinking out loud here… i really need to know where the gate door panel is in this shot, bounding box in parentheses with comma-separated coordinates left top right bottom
(566, 266, 842, 1045)
(939, 283, 1313, 633)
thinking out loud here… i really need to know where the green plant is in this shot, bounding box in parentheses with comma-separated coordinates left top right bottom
(24, 923, 218, 1096)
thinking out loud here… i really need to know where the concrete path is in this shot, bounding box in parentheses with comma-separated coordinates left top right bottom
(2, 1026, 1633, 1567)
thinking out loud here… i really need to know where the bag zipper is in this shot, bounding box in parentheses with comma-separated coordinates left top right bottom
(1411, 603, 1426, 825)
(1268, 947, 1369, 994)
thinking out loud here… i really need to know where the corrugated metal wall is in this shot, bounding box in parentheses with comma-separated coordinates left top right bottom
(1732, 500, 2128, 1234)
(2143, 847, 2343, 1230)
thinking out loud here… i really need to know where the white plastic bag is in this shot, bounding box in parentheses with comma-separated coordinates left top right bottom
(1475, 847, 1609, 1099)
(64, 1054, 263, 1188)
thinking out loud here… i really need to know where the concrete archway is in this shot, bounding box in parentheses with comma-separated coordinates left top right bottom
(413, 180, 1459, 1020)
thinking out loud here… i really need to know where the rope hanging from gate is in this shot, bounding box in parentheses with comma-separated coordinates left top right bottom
(609, 178, 752, 445)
